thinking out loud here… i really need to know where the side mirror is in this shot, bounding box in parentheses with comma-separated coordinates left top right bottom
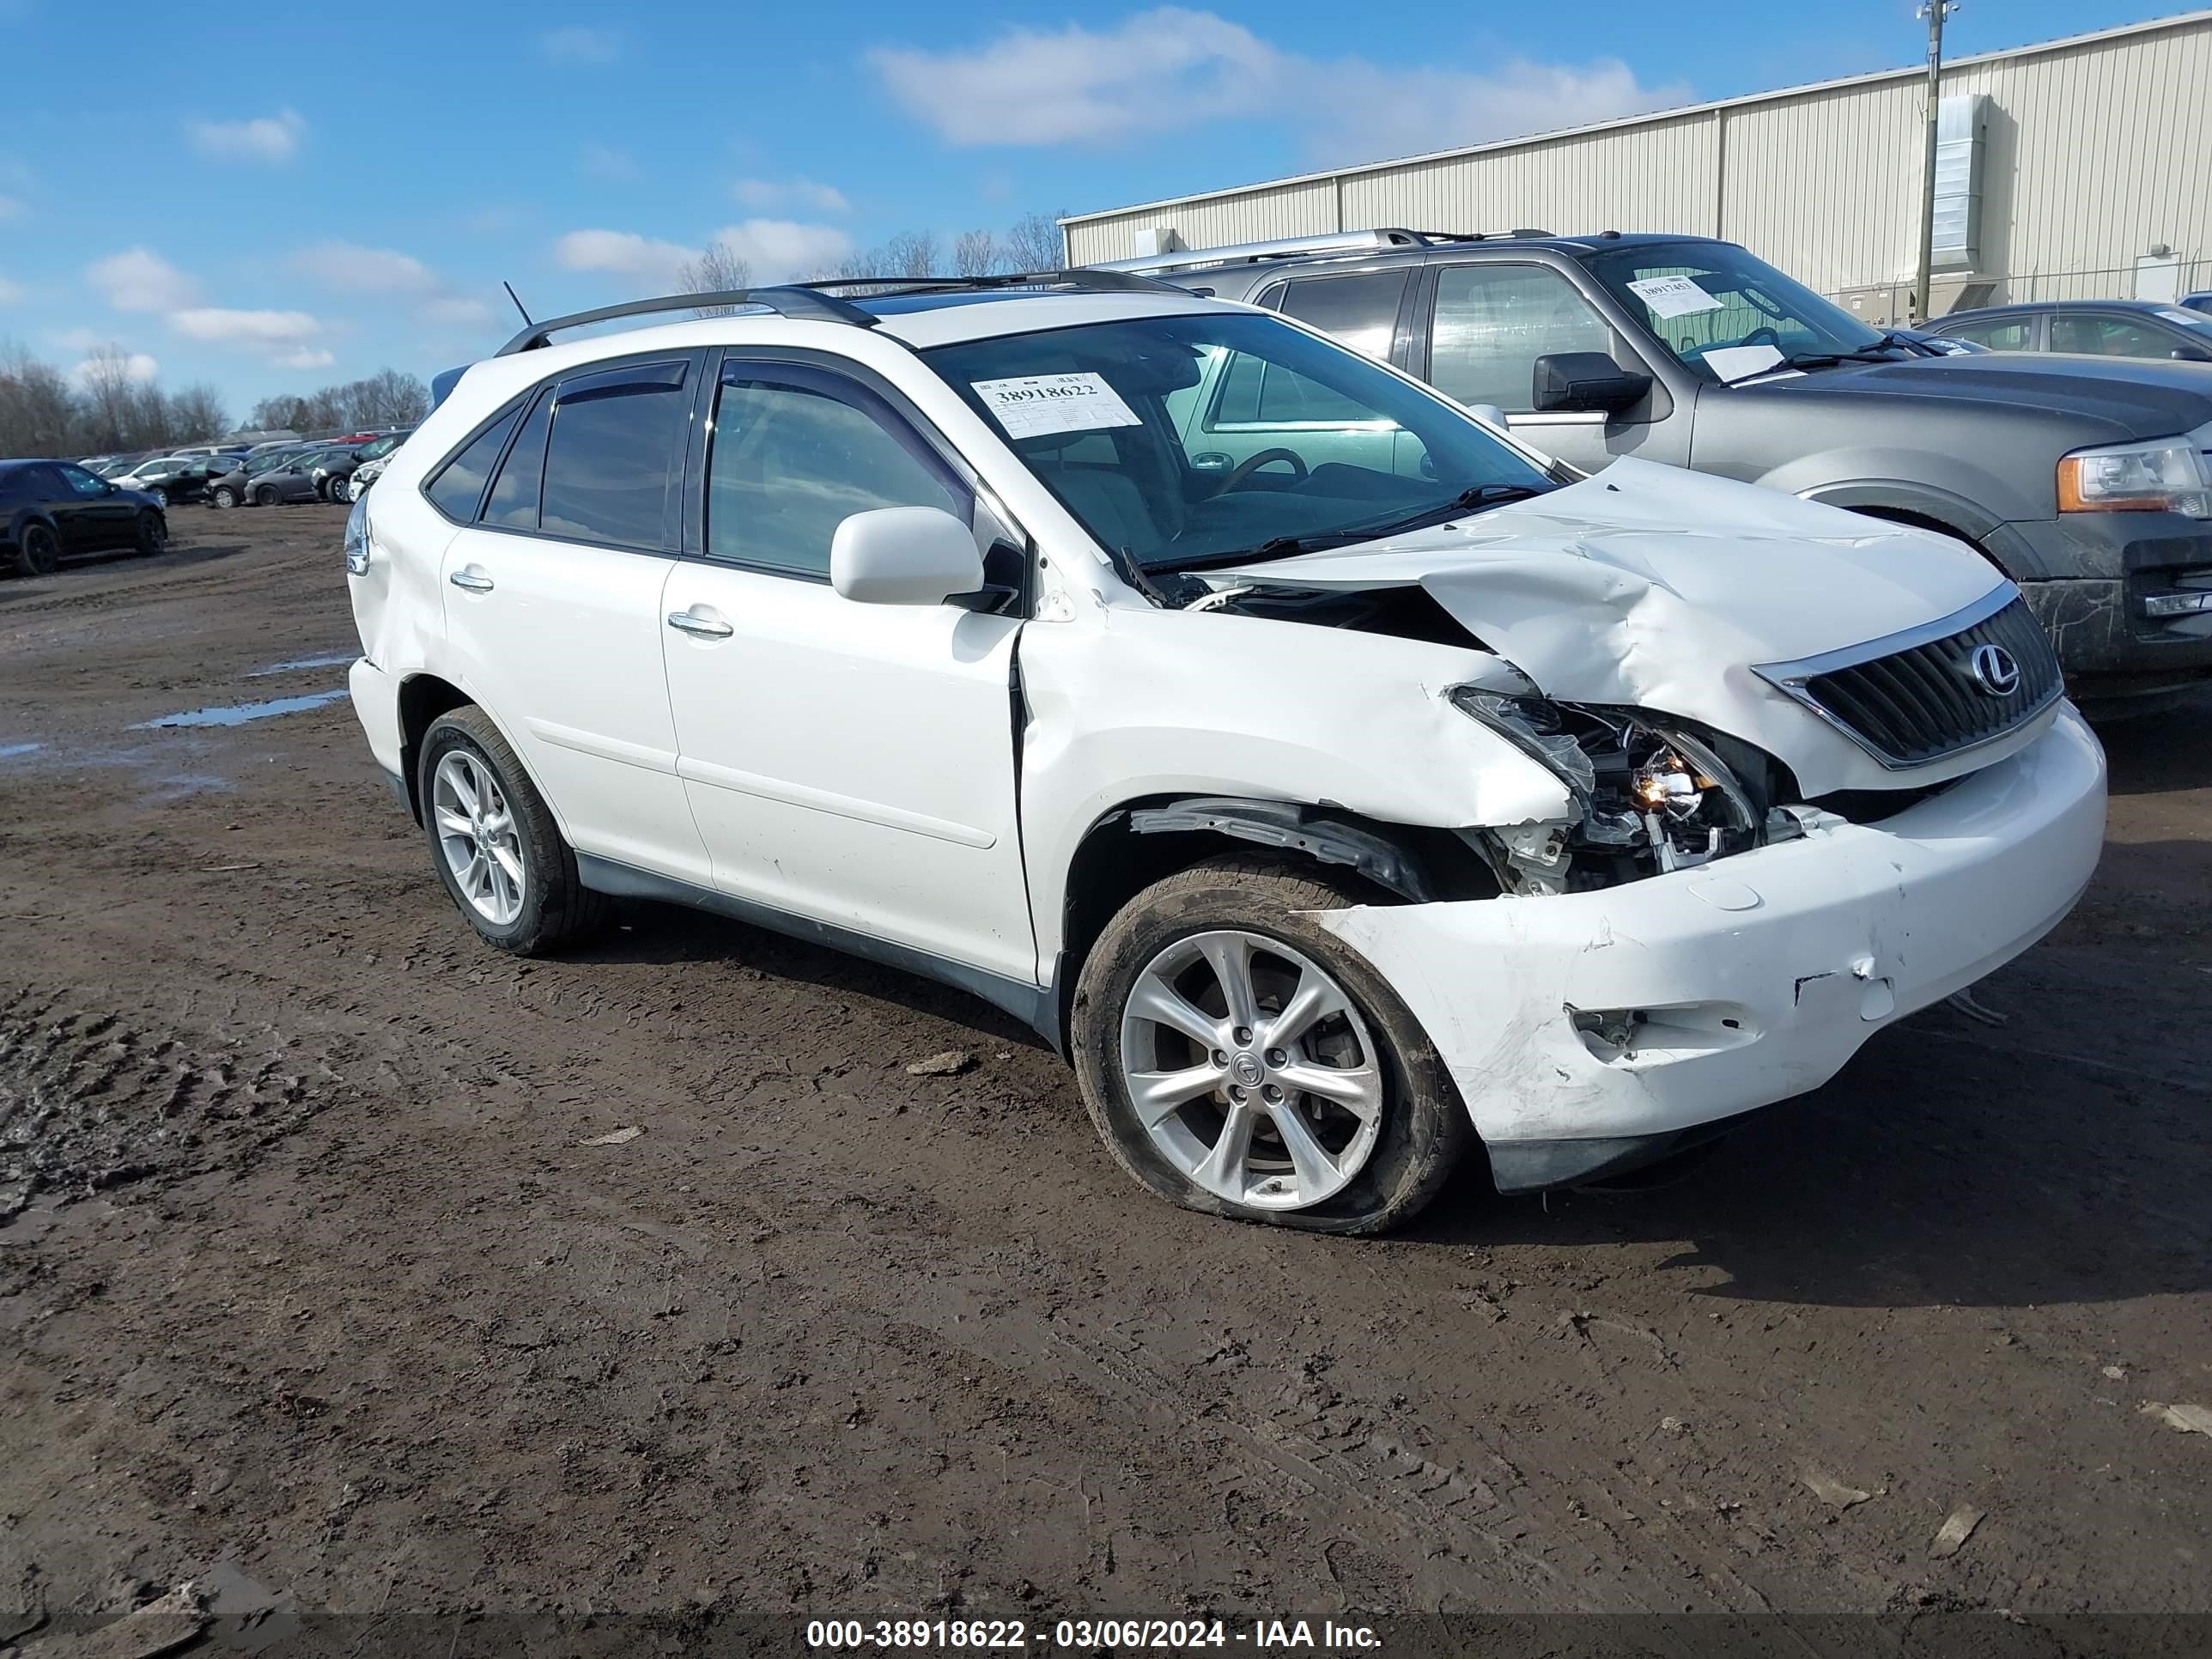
(830, 506, 984, 606)
(2172, 346, 2212, 363)
(1532, 352, 1652, 415)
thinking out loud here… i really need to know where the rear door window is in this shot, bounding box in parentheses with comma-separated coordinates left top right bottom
(1942, 317, 2034, 350)
(1429, 264, 1612, 410)
(1275, 270, 1411, 362)
(425, 409, 521, 522)
(538, 360, 691, 550)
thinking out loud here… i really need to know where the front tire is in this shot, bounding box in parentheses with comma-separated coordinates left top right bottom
(210, 484, 238, 509)
(417, 706, 608, 956)
(135, 512, 165, 558)
(1071, 856, 1471, 1235)
(148, 487, 167, 508)
(252, 485, 278, 507)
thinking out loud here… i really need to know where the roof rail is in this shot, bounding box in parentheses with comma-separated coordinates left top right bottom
(1090, 228, 1431, 275)
(799, 268, 1186, 297)
(494, 285, 879, 356)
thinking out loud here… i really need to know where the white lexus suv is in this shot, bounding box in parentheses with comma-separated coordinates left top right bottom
(343, 271, 2106, 1233)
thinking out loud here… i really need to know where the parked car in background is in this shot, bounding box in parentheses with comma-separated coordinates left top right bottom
(0, 458, 167, 574)
(307, 447, 365, 501)
(1928, 299, 2212, 362)
(344, 276, 2104, 1230)
(2179, 292, 2212, 316)
(227, 447, 348, 507)
(102, 453, 228, 507)
(347, 455, 389, 501)
(350, 429, 413, 463)
(1139, 228, 2212, 704)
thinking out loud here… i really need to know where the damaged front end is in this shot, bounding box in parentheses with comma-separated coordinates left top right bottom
(1448, 690, 1788, 895)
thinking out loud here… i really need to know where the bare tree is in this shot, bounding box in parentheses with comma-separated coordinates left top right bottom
(677, 239, 755, 316)
(76, 347, 144, 452)
(951, 229, 1000, 278)
(167, 383, 229, 442)
(0, 345, 79, 457)
(879, 230, 939, 278)
(1004, 210, 1066, 273)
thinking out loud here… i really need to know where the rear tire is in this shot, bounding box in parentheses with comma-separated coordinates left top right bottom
(13, 520, 58, 576)
(417, 705, 610, 957)
(252, 485, 278, 507)
(1070, 855, 1471, 1235)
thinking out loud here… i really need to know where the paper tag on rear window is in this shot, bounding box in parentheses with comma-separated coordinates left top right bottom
(1627, 275, 1724, 319)
(971, 373, 1141, 440)
(1704, 343, 1787, 382)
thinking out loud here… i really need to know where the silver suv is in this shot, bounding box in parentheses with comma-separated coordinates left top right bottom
(1134, 229, 2212, 705)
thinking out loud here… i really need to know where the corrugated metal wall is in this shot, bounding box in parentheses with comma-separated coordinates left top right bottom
(1063, 15, 2212, 309)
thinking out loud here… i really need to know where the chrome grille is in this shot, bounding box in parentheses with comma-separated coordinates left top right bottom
(1755, 590, 2063, 769)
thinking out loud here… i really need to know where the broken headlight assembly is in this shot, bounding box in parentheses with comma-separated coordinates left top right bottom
(1449, 689, 1769, 893)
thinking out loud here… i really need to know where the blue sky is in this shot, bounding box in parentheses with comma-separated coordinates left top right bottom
(0, 0, 2185, 414)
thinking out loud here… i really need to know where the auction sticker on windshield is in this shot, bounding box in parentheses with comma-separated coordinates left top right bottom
(1627, 275, 1725, 319)
(971, 373, 1143, 440)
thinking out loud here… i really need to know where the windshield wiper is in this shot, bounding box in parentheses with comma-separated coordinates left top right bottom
(1158, 483, 1552, 573)
(1779, 331, 1923, 371)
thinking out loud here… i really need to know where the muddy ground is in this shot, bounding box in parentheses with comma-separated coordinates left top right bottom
(2, 506, 2209, 1649)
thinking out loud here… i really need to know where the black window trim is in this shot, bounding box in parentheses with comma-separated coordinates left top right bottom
(421, 349, 705, 558)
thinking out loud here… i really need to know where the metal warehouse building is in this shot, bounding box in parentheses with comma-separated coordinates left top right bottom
(1060, 10, 2212, 321)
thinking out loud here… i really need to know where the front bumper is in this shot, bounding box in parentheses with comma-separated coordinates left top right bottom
(1998, 513, 2212, 692)
(1316, 706, 2106, 1192)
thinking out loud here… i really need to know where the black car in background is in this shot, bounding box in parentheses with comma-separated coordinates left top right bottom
(213, 447, 356, 507)
(1929, 299, 2212, 362)
(0, 459, 167, 575)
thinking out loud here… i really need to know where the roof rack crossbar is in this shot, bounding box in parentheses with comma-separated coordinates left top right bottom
(494, 285, 879, 356)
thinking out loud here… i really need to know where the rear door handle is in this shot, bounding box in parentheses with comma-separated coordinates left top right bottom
(448, 568, 494, 592)
(666, 609, 733, 639)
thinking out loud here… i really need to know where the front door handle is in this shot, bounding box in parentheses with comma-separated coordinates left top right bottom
(448, 568, 494, 592)
(665, 609, 733, 639)
(1192, 452, 1231, 471)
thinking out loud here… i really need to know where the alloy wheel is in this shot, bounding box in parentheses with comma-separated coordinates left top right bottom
(1118, 929, 1383, 1210)
(432, 750, 526, 926)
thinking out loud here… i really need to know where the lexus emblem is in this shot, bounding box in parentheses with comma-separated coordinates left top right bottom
(1968, 643, 2022, 698)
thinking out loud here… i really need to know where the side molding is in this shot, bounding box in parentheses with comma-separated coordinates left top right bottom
(574, 854, 1062, 1051)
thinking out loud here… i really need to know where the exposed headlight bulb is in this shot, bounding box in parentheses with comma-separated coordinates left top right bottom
(1631, 749, 1711, 818)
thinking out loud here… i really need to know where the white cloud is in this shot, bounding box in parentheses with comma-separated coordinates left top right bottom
(420, 295, 496, 327)
(580, 143, 641, 182)
(186, 108, 307, 162)
(867, 7, 1688, 163)
(541, 26, 618, 63)
(72, 351, 160, 386)
(732, 177, 850, 215)
(708, 220, 855, 283)
(88, 247, 203, 313)
(555, 228, 701, 283)
(169, 307, 325, 346)
(288, 241, 437, 295)
(276, 347, 337, 370)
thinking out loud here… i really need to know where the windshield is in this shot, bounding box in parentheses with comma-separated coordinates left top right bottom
(1586, 240, 1893, 385)
(923, 311, 1554, 569)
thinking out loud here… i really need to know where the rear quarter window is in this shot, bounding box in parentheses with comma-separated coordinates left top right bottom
(424, 408, 522, 522)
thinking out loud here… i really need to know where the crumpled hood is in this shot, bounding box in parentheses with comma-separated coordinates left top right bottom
(1200, 458, 2034, 795)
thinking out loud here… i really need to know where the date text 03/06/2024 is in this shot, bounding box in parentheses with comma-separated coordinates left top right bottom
(805, 1618, 1383, 1650)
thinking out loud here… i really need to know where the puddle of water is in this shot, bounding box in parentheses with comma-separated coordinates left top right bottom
(134, 688, 349, 730)
(248, 651, 357, 678)
(0, 742, 42, 760)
